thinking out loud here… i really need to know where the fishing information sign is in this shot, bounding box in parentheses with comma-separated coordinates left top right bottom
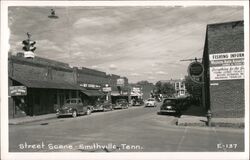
(209, 52, 244, 80)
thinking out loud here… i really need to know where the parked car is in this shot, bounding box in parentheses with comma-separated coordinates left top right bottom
(158, 98, 181, 115)
(132, 98, 144, 106)
(56, 98, 93, 118)
(114, 99, 129, 109)
(93, 100, 113, 112)
(145, 98, 157, 107)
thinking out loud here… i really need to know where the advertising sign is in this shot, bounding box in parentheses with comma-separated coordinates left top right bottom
(102, 87, 111, 92)
(188, 62, 204, 77)
(80, 83, 101, 89)
(117, 78, 125, 86)
(10, 86, 27, 96)
(24, 51, 35, 58)
(209, 52, 244, 80)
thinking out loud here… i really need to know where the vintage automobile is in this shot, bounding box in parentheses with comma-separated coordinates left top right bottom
(158, 98, 181, 115)
(132, 98, 144, 106)
(92, 99, 113, 112)
(114, 99, 129, 109)
(56, 98, 93, 118)
(145, 98, 157, 107)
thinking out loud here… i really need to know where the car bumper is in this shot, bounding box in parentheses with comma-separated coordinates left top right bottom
(159, 109, 177, 113)
(56, 110, 73, 116)
(145, 103, 155, 107)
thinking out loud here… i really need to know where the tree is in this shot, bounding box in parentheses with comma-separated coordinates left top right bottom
(162, 82, 175, 96)
(136, 80, 152, 85)
(155, 81, 162, 94)
(154, 81, 175, 96)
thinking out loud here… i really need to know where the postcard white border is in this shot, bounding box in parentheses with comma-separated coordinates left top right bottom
(1, 1, 249, 160)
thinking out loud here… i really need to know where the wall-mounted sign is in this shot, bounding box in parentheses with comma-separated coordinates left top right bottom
(188, 62, 204, 77)
(117, 78, 125, 86)
(209, 52, 244, 80)
(102, 87, 111, 92)
(80, 83, 101, 89)
(10, 86, 27, 96)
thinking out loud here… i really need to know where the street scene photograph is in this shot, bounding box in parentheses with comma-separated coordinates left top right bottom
(0, 1, 249, 160)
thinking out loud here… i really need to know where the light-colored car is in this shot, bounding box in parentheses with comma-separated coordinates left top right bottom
(145, 98, 157, 107)
(56, 98, 92, 118)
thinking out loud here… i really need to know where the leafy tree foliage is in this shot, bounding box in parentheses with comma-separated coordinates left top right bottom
(155, 81, 175, 96)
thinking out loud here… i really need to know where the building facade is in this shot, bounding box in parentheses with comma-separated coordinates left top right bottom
(8, 55, 128, 118)
(202, 20, 244, 118)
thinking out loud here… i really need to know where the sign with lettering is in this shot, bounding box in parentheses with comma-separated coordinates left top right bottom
(80, 83, 101, 89)
(188, 62, 204, 77)
(117, 78, 125, 86)
(209, 52, 244, 80)
(10, 86, 27, 96)
(102, 87, 111, 92)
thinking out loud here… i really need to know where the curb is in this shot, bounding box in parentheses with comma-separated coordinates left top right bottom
(9, 116, 57, 125)
(177, 120, 244, 129)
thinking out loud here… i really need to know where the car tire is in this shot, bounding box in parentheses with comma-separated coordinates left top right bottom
(86, 108, 91, 115)
(72, 110, 77, 118)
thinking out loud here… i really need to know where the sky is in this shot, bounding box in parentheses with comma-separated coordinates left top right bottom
(8, 6, 243, 83)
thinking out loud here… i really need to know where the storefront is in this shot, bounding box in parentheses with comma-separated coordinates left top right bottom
(8, 55, 129, 118)
(79, 87, 105, 106)
(9, 76, 80, 117)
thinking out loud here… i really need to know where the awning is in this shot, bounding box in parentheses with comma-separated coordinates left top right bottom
(81, 89, 104, 97)
(10, 76, 81, 90)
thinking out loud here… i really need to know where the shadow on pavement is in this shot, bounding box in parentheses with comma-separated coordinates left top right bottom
(181, 105, 206, 117)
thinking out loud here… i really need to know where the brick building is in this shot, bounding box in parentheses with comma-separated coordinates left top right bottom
(8, 55, 128, 118)
(202, 20, 244, 118)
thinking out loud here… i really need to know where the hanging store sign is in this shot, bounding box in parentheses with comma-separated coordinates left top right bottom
(209, 52, 244, 80)
(10, 86, 27, 96)
(188, 62, 204, 77)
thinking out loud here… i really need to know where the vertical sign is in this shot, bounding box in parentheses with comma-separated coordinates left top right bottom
(209, 52, 244, 80)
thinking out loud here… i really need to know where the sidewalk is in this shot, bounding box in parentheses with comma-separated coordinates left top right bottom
(177, 105, 244, 128)
(9, 113, 57, 125)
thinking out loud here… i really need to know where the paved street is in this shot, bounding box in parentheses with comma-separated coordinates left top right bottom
(9, 104, 244, 152)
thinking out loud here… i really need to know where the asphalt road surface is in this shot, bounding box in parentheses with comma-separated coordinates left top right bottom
(9, 104, 244, 152)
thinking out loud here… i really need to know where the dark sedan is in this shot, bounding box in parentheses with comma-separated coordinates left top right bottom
(158, 98, 181, 116)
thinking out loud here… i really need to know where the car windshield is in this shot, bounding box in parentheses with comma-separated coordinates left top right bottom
(147, 99, 154, 101)
(163, 99, 176, 105)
